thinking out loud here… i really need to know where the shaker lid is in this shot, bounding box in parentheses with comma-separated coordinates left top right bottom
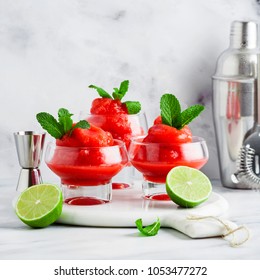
(230, 20, 258, 49)
(212, 21, 259, 79)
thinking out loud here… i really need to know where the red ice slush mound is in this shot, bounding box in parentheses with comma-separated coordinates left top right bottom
(90, 98, 128, 115)
(89, 98, 143, 148)
(143, 123, 192, 144)
(56, 124, 114, 147)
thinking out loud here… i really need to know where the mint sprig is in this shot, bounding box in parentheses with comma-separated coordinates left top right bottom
(135, 218, 161, 236)
(36, 108, 90, 139)
(160, 94, 204, 129)
(89, 80, 141, 115)
(112, 80, 129, 100)
(36, 112, 64, 139)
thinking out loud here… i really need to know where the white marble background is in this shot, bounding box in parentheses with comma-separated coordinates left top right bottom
(0, 0, 259, 182)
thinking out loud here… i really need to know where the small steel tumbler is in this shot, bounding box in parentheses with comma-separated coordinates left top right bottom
(14, 131, 46, 192)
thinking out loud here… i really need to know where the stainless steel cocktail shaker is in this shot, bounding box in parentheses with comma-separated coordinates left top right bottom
(212, 21, 259, 189)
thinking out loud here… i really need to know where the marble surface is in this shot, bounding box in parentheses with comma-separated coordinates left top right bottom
(0, 179, 260, 260)
(1, 0, 260, 181)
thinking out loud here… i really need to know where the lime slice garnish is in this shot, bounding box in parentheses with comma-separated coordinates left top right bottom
(166, 166, 212, 208)
(15, 184, 63, 228)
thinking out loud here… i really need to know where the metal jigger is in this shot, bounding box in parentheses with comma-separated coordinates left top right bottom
(14, 131, 46, 192)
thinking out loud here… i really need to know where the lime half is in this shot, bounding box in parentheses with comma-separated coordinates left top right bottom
(15, 184, 63, 228)
(166, 166, 212, 208)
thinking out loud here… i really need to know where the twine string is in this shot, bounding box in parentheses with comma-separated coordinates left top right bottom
(187, 215, 250, 247)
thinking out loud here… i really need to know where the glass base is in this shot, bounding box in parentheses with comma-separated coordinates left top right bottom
(61, 182, 112, 206)
(112, 183, 130, 189)
(142, 180, 171, 201)
(112, 165, 140, 189)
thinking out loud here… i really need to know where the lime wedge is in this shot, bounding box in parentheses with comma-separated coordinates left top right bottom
(15, 184, 63, 228)
(166, 166, 212, 208)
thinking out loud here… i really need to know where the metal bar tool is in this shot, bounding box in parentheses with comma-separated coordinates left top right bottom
(236, 54, 260, 188)
(14, 131, 46, 192)
(212, 20, 259, 188)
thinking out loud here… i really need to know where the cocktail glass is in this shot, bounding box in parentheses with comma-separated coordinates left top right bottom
(45, 140, 128, 205)
(80, 111, 148, 189)
(128, 136, 209, 200)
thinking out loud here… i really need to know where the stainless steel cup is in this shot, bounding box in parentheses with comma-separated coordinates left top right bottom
(14, 131, 46, 192)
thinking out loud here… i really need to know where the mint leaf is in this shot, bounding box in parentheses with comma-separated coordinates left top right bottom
(112, 80, 129, 100)
(119, 80, 129, 95)
(124, 101, 141, 114)
(112, 87, 119, 97)
(180, 105, 204, 129)
(74, 120, 90, 129)
(89, 85, 112, 99)
(36, 112, 64, 139)
(58, 108, 73, 133)
(160, 94, 181, 127)
(135, 218, 160, 236)
(70, 120, 90, 135)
